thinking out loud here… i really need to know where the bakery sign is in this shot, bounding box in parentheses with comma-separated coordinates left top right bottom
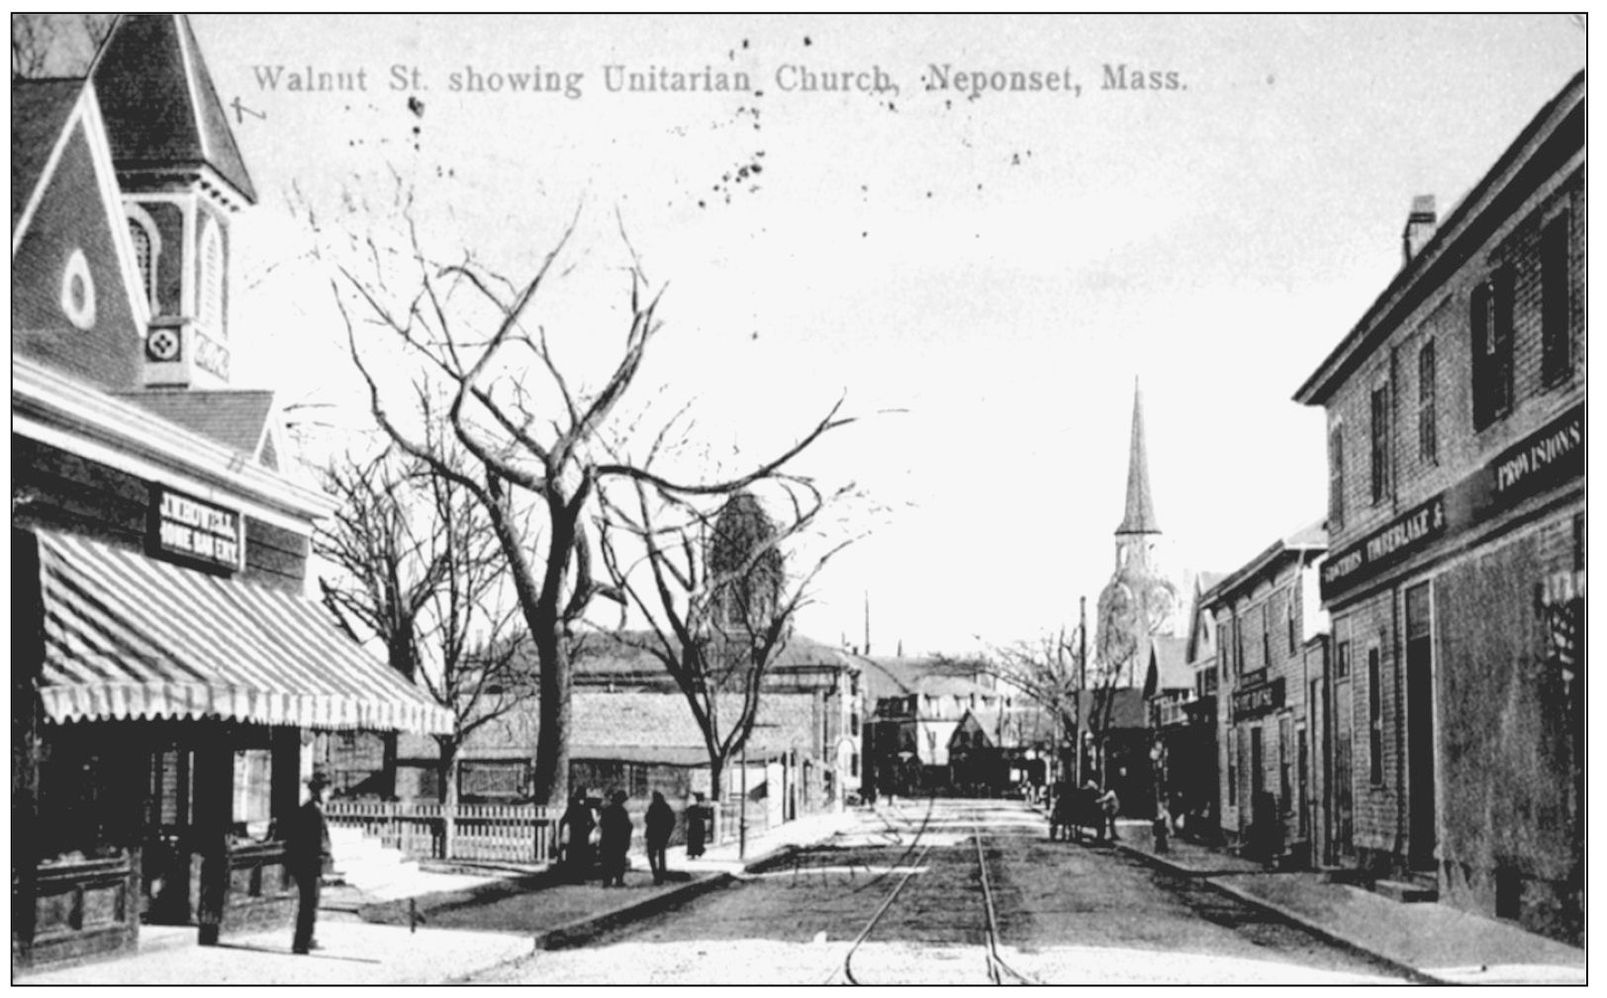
(1232, 677, 1285, 721)
(1320, 494, 1447, 600)
(150, 486, 241, 572)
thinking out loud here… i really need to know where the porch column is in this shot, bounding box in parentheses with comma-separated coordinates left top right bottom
(194, 723, 234, 946)
(12, 527, 46, 962)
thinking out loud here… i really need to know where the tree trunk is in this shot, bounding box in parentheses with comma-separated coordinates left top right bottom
(435, 737, 460, 805)
(530, 625, 570, 808)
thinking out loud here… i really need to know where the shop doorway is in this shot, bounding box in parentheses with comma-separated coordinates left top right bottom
(1333, 679, 1353, 855)
(1405, 583, 1436, 870)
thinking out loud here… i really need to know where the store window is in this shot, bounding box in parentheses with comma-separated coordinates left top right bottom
(232, 749, 272, 839)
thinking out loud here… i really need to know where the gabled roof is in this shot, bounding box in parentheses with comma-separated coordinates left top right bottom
(12, 79, 83, 230)
(1294, 71, 1583, 407)
(1204, 519, 1328, 608)
(858, 654, 989, 704)
(1143, 636, 1192, 698)
(112, 389, 276, 460)
(949, 709, 998, 749)
(90, 14, 257, 203)
(1075, 687, 1148, 731)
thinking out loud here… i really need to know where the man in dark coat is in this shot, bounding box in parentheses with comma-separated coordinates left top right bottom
(597, 790, 633, 887)
(644, 791, 676, 885)
(287, 771, 332, 954)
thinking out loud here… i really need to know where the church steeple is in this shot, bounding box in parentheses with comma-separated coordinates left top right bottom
(1116, 378, 1160, 536)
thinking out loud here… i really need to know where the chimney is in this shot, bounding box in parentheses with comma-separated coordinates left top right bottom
(1401, 195, 1437, 265)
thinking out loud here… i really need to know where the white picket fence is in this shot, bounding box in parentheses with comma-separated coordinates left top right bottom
(324, 800, 555, 865)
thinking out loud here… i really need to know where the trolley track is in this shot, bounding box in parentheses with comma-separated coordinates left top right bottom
(828, 813, 1038, 986)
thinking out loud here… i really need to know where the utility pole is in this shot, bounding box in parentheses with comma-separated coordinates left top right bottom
(1076, 595, 1088, 786)
(863, 591, 871, 657)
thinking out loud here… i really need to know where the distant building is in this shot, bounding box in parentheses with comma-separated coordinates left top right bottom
(1144, 634, 1201, 828)
(1158, 572, 1228, 839)
(859, 656, 1033, 796)
(370, 632, 861, 822)
(1204, 523, 1328, 863)
(1294, 72, 1583, 943)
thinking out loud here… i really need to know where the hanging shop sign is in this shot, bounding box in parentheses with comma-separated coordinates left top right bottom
(1320, 494, 1447, 601)
(1232, 677, 1284, 721)
(149, 486, 241, 572)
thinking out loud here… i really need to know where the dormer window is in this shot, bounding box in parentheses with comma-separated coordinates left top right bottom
(199, 217, 224, 337)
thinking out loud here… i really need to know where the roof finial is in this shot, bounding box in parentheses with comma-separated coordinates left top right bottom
(1116, 377, 1160, 535)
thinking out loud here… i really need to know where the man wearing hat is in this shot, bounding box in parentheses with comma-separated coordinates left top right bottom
(288, 770, 333, 954)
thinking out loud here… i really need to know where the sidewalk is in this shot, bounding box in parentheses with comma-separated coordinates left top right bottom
(13, 806, 865, 985)
(1112, 820, 1586, 986)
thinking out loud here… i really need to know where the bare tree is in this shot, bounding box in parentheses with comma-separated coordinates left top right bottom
(597, 480, 858, 801)
(980, 630, 1083, 785)
(11, 14, 115, 79)
(317, 444, 531, 803)
(329, 207, 854, 806)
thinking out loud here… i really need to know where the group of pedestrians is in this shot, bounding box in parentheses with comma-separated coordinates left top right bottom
(558, 788, 715, 887)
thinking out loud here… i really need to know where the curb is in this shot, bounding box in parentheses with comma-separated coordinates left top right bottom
(534, 872, 737, 950)
(534, 841, 806, 950)
(1110, 841, 1449, 986)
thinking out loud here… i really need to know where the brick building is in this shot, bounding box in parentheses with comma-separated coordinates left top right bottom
(1206, 524, 1327, 862)
(1293, 73, 1583, 941)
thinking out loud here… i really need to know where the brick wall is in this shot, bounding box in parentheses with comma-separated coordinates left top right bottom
(1324, 169, 1584, 554)
(1434, 508, 1583, 942)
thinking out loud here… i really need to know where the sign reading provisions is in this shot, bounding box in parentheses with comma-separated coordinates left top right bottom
(150, 486, 241, 572)
(1321, 494, 1446, 600)
(1489, 403, 1584, 513)
(1233, 677, 1284, 720)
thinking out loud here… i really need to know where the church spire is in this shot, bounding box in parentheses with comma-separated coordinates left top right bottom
(1116, 377, 1160, 535)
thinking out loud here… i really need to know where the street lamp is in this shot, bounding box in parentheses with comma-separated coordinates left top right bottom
(739, 722, 781, 860)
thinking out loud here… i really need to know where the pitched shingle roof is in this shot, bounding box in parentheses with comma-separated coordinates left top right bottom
(573, 630, 855, 680)
(12, 79, 83, 229)
(112, 389, 275, 458)
(418, 687, 826, 766)
(91, 14, 256, 203)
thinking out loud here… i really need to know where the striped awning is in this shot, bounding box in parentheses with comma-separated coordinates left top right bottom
(33, 531, 454, 734)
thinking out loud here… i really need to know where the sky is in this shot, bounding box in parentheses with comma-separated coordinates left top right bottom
(188, 14, 1584, 658)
